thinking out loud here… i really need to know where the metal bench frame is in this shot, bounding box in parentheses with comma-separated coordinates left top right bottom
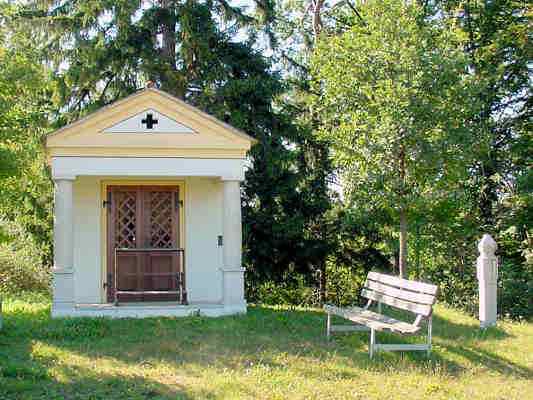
(325, 272, 437, 358)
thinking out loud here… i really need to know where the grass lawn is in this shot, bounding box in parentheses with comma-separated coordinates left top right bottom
(0, 294, 531, 399)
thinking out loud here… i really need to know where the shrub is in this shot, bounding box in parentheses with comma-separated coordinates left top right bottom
(254, 276, 317, 306)
(499, 258, 533, 320)
(0, 245, 51, 295)
(248, 263, 368, 307)
(324, 262, 367, 307)
(423, 263, 478, 316)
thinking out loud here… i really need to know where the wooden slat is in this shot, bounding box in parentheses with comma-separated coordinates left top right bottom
(324, 305, 421, 335)
(364, 280, 436, 305)
(330, 325, 369, 332)
(374, 344, 429, 352)
(367, 271, 437, 295)
(361, 289, 433, 316)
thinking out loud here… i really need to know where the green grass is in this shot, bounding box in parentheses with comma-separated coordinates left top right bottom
(0, 294, 531, 399)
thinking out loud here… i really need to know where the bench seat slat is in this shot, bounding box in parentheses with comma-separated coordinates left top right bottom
(364, 280, 436, 305)
(324, 304, 421, 335)
(367, 271, 437, 295)
(361, 288, 433, 316)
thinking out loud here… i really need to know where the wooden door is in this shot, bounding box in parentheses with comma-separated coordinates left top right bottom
(106, 185, 181, 302)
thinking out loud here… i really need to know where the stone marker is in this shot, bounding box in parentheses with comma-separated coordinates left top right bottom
(477, 234, 498, 328)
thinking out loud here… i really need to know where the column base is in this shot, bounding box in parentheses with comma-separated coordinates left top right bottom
(220, 267, 246, 307)
(51, 302, 76, 318)
(223, 301, 247, 315)
(480, 320, 497, 329)
(52, 268, 75, 317)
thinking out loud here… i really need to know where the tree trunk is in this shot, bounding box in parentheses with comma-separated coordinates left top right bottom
(318, 262, 326, 306)
(399, 207, 408, 278)
(398, 141, 408, 278)
(479, 151, 498, 228)
(159, 0, 183, 97)
(312, 0, 326, 40)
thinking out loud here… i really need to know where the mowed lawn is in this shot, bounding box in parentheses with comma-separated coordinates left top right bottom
(0, 294, 531, 400)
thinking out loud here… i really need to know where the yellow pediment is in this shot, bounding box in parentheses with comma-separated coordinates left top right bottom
(46, 88, 255, 159)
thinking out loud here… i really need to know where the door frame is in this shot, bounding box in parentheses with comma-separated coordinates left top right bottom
(100, 179, 186, 303)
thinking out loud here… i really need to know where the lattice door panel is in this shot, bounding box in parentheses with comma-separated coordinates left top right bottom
(115, 191, 138, 249)
(107, 185, 180, 303)
(148, 191, 174, 248)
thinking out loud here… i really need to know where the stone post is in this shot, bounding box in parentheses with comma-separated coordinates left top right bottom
(477, 234, 498, 328)
(220, 179, 246, 313)
(51, 177, 76, 316)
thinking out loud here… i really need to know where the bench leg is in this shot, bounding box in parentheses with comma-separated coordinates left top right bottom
(369, 328, 376, 358)
(326, 312, 331, 339)
(427, 316, 432, 357)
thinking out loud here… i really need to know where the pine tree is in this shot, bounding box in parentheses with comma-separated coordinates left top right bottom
(13, 0, 334, 289)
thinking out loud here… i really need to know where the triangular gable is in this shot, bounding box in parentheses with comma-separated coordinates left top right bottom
(103, 109, 195, 134)
(46, 88, 255, 159)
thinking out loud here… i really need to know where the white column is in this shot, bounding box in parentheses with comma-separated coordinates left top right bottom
(477, 234, 498, 328)
(52, 177, 76, 316)
(220, 179, 246, 312)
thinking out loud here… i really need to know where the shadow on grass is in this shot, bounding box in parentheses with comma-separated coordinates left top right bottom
(432, 313, 511, 341)
(1, 300, 532, 399)
(1, 353, 200, 400)
(0, 303, 206, 399)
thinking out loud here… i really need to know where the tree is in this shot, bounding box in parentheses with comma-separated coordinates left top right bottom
(0, 15, 54, 263)
(264, 0, 350, 303)
(438, 0, 531, 228)
(437, 0, 532, 317)
(310, 0, 481, 277)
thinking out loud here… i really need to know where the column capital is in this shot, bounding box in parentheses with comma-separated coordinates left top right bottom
(53, 175, 77, 181)
(220, 267, 246, 273)
(220, 175, 244, 182)
(478, 234, 497, 257)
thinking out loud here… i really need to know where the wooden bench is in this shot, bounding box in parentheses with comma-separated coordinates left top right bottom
(324, 271, 438, 358)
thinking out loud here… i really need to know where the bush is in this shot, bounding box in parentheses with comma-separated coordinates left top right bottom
(254, 276, 317, 306)
(419, 242, 533, 321)
(248, 263, 368, 307)
(423, 263, 478, 316)
(499, 258, 533, 320)
(0, 245, 51, 295)
(324, 262, 367, 307)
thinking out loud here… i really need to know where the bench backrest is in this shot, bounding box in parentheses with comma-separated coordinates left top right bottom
(362, 272, 438, 317)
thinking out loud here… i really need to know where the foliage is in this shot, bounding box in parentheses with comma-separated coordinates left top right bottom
(0, 0, 529, 322)
(0, 242, 51, 295)
(310, 0, 482, 276)
(1, 296, 533, 398)
(9, 0, 333, 289)
(499, 258, 533, 321)
(302, 0, 531, 319)
(248, 234, 385, 308)
(429, 0, 532, 319)
(0, 15, 54, 265)
(439, 0, 531, 226)
(323, 262, 365, 307)
(251, 275, 317, 306)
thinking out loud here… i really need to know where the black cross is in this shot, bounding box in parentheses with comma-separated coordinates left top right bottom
(141, 113, 158, 129)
